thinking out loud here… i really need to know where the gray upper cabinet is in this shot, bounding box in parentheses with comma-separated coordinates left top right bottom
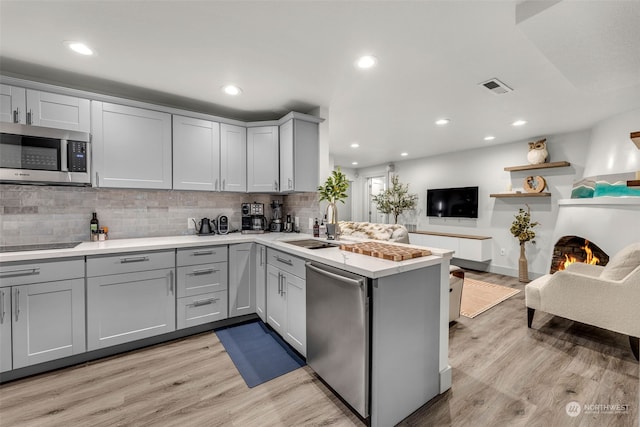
(173, 115, 221, 191)
(91, 101, 172, 189)
(279, 117, 319, 193)
(0, 84, 90, 132)
(220, 123, 247, 192)
(247, 126, 279, 193)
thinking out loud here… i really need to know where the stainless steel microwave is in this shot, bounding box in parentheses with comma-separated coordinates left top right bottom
(0, 122, 91, 186)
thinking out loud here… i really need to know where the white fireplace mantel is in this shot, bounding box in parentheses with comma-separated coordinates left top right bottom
(553, 198, 640, 257)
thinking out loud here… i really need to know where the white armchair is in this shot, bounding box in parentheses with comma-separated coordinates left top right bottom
(525, 242, 640, 360)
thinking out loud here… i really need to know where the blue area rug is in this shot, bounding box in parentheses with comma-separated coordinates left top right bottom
(214, 320, 306, 388)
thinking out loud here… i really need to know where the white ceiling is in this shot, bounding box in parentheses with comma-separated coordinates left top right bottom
(1, 0, 639, 169)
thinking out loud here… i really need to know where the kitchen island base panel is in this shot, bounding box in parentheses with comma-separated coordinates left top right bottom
(371, 265, 441, 427)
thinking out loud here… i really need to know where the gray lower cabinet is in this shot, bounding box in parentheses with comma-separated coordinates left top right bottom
(266, 248, 306, 356)
(176, 246, 228, 329)
(86, 251, 176, 350)
(0, 287, 11, 372)
(255, 244, 267, 322)
(0, 258, 86, 371)
(228, 243, 255, 318)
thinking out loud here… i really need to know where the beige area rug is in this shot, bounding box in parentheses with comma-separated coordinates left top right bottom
(460, 278, 521, 318)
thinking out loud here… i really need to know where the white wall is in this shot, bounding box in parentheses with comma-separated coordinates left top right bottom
(353, 129, 591, 278)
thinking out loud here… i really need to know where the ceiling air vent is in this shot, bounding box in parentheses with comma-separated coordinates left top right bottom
(479, 78, 513, 94)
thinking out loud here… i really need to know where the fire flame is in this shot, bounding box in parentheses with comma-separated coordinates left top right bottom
(558, 240, 600, 271)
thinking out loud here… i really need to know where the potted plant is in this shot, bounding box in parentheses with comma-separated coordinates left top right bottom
(510, 204, 539, 282)
(318, 167, 350, 226)
(371, 174, 418, 224)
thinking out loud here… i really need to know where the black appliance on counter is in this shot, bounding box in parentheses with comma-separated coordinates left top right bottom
(217, 215, 229, 234)
(241, 202, 267, 234)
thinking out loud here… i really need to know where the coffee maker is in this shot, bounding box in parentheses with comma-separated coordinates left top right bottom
(270, 200, 283, 232)
(241, 202, 267, 234)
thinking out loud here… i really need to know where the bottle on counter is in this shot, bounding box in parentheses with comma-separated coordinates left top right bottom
(90, 212, 99, 241)
(313, 218, 320, 237)
(319, 216, 327, 237)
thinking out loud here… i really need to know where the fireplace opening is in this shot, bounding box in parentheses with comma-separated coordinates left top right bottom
(550, 236, 609, 274)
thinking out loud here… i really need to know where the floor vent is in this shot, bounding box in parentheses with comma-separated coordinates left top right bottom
(479, 78, 513, 94)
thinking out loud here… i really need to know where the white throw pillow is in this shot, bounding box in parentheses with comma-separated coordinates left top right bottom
(600, 242, 640, 281)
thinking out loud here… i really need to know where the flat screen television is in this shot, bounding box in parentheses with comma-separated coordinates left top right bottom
(427, 186, 478, 218)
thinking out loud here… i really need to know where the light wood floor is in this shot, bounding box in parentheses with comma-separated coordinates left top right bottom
(1, 270, 638, 426)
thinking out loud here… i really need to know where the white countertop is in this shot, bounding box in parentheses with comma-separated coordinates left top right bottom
(0, 233, 453, 278)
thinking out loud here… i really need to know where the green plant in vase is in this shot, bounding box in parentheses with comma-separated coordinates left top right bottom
(510, 204, 540, 282)
(318, 167, 350, 230)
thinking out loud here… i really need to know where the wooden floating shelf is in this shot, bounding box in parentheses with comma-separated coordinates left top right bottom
(504, 161, 571, 172)
(490, 192, 552, 198)
(628, 180, 640, 188)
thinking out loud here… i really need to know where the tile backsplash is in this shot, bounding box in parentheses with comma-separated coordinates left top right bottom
(0, 184, 320, 246)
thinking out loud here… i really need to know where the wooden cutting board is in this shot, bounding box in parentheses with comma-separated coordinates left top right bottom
(339, 241, 432, 261)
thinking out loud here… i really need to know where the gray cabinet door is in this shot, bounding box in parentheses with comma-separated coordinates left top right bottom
(91, 101, 172, 189)
(228, 243, 255, 318)
(266, 264, 285, 335)
(247, 126, 279, 193)
(0, 287, 12, 372)
(12, 279, 85, 369)
(26, 90, 90, 132)
(255, 245, 267, 322)
(284, 272, 306, 356)
(87, 268, 176, 350)
(173, 115, 221, 191)
(279, 118, 319, 193)
(0, 84, 26, 124)
(220, 123, 247, 192)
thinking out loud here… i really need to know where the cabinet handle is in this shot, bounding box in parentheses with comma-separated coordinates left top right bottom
(14, 289, 19, 322)
(275, 256, 293, 266)
(222, 179, 226, 190)
(277, 273, 282, 295)
(26, 110, 32, 125)
(192, 297, 218, 307)
(95, 171, 100, 188)
(0, 267, 40, 278)
(192, 250, 214, 256)
(274, 180, 279, 191)
(169, 270, 174, 296)
(13, 108, 19, 123)
(191, 268, 216, 275)
(288, 178, 292, 190)
(260, 247, 264, 266)
(120, 256, 149, 263)
(0, 290, 5, 324)
(280, 274, 286, 296)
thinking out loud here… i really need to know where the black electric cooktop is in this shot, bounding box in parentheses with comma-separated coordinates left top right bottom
(0, 242, 82, 253)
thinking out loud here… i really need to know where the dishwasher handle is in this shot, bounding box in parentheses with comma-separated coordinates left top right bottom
(306, 262, 365, 287)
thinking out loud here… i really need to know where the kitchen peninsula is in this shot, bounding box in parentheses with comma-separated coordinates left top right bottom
(0, 233, 453, 427)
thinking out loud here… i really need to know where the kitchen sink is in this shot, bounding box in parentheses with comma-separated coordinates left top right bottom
(283, 239, 340, 250)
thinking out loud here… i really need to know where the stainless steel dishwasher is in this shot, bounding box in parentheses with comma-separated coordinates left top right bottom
(305, 261, 370, 419)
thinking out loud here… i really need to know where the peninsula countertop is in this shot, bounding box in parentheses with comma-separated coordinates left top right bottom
(0, 233, 453, 279)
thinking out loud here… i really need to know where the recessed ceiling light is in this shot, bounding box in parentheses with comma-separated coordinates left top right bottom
(65, 41, 93, 56)
(401, 152, 408, 156)
(222, 85, 242, 96)
(484, 136, 496, 141)
(352, 161, 358, 165)
(356, 55, 377, 69)
(512, 119, 527, 126)
(350, 143, 360, 148)
(435, 118, 450, 125)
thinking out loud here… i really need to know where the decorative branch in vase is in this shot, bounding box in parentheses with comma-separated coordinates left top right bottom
(510, 204, 539, 282)
(371, 174, 418, 224)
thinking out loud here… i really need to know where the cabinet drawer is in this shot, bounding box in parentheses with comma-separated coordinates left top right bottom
(177, 291, 227, 329)
(0, 258, 84, 286)
(87, 250, 174, 277)
(177, 246, 227, 266)
(266, 248, 305, 278)
(177, 262, 227, 298)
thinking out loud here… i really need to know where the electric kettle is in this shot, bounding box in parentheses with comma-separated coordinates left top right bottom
(193, 218, 213, 234)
